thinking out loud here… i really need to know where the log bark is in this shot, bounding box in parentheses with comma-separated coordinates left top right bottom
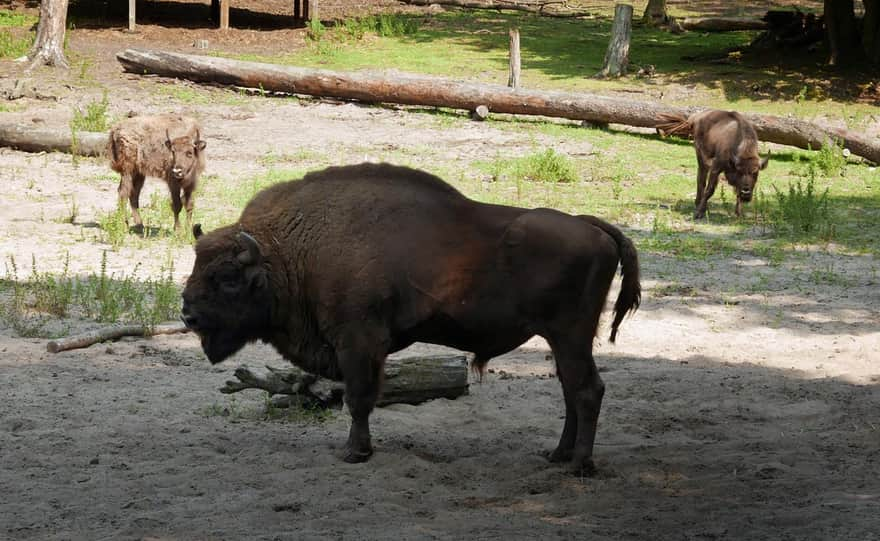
(597, 3, 632, 78)
(508, 28, 521, 89)
(47, 322, 189, 353)
(221, 355, 470, 408)
(0, 123, 107, 157)
(400, 0, 592, 18)
(115, 48, 880, 163)
(678, 17, 768, 32)
(27, 0, 70, 70)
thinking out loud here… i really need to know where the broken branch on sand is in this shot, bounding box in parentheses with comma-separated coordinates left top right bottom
(46, 322, 189, 353)
(115, 48, 880, 163)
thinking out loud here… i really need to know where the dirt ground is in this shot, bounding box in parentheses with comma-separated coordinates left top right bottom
(2, 1, 879, 540)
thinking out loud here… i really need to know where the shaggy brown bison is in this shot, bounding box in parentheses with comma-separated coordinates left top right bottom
(181, 163, 640, 474)
(657, 110, 769, 219)
(108, 114, 206, 231)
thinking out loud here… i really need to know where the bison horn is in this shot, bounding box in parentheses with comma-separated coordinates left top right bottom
(192, 223, 204, 239)
(237, 232, 262, 265)
(165, 129, 172, 149)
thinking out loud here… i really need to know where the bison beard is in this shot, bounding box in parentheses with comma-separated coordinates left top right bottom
(182, 163, 640, 474)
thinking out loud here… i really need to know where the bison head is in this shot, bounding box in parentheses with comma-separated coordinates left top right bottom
(181, 227, 272, 364)
(729, 151, 770, 203)
(165, 129, 206, 182)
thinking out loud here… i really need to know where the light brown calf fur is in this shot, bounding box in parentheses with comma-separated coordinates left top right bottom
(108, 114, 206, 231)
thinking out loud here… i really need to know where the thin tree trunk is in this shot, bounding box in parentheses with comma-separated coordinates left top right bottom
(825, 0, 861, 66)
(508, 28, 521, 89)
(27, 0, 70, 70)
(597, 4, 632, 78)
(115, 48, 880, 163)
(642, 0, 667, 26)
(863, 0, 880, 64)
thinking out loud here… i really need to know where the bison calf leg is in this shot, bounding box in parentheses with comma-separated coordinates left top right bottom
(694, 170, 721, 220)
(169, 183, 184, 231)
(118, 173, 146, 229)
(182, 187, 196, 230)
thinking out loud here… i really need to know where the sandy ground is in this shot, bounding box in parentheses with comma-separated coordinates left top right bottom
(2, 2, 880, 540)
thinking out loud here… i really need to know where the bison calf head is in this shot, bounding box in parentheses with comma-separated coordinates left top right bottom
(728, 152, 770, 203)
(165, 129, 206, 182)
(182, 227, 272, 364)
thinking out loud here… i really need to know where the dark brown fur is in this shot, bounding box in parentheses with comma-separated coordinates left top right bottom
(108, 114, 206, 231)
(657, 110, 769, 219)
(181, 163, 640, 474)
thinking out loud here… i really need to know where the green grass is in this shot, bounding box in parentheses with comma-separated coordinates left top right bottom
(0, 9, 37, 28)
(0, 27, 32, 59)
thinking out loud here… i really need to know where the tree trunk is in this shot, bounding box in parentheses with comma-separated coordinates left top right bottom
(508, 28, 521, 89)
(0, 122, 106, 156)
(597, 4, 632, 78)
(115, 48, 880, 163)
(825, 0, 861, 65)
(642, 0, 667, 26)
(400, 0, 593, 18)
(220, 355, 470, 408)
(863, 0, 880, 64)
(27, 0, 70, 70)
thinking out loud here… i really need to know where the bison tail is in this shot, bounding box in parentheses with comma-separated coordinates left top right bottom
(580, 216, 641, 343)
(107, 131, 121, 171)
(655, 112, 692, 138)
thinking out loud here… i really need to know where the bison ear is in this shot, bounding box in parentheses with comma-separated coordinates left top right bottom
(760, 150, 770, 170)
(194, 140, 207, 152)
(236, 232, 262, 266)
(192, 223, 204, 239)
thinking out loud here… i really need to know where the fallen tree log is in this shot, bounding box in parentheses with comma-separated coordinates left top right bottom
(0, 122, 106, 156)
(47, 322, 189, 353)
(116, 48, 880, 163)
(221, 355, 470, 408)
(678, 16, 768, 32)
(400, 0, 592, 18)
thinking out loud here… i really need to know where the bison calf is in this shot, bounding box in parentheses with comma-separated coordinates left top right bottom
(181, 163, 640, 475)
(658, 110, 769, 219)
(108, 114, 206, 232)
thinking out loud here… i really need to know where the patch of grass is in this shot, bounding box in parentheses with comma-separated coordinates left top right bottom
(0, 28, 32, 59)
(0, 10, 37, 28)
(514, 148, 578, 183)
(70, 91, 110, 133)
(772, 166, 833, 239)
(155, 84, 212, 105)
(99, 199, 130, 249)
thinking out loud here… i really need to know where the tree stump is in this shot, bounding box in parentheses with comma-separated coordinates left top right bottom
(596, 3, 632, 79)
(27, 0, 70, 70)
(220, 355, 470, 409)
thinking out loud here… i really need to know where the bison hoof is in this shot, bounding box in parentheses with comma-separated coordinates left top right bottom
(343, 445, 374, 464)
(545, 447, 573, 463)
(572, 456, 598, 477)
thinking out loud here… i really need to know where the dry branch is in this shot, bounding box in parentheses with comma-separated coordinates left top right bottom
(400, 0, 592, 17)
(221, 355, 470, 408)
(0, 122, 106, 157)
(116, 48, 880, 163)
(46, 322, 189, 353)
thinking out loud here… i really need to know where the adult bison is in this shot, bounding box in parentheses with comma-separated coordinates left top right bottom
(657, 110, 770, 219)
(182, 163, 640, 474)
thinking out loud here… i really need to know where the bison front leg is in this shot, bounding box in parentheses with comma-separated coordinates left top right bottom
(168, 182, 184, 231)
(334, 327, 389, 463)
(694, 169, 721, 220)
(694, 161, 708, 216)
(182, 186, 196, 230)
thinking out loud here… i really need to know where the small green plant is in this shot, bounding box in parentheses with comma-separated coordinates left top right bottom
(515, 149, 578, 183)
(70, 91, 110, 133)
(374, 13, 420, 37)
(99, 199, 130, 249)
(772, 167, 833, 238)
(0, 9, 38, 27)
(58, 195, 79, 224)
(814, 139, 847, 177)
(0, 28, 32, 59)
(306, 18, 326, 41)
(30, 253, 74, 317)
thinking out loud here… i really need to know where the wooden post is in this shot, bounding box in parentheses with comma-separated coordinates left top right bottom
(596, 3, 632, 78)
(128, 0, 136, 31)
(508, 28, 521, 89)
(219, 0, 230, 29)
(294, 0, 301, 21)
(306, 0, 316, 22)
